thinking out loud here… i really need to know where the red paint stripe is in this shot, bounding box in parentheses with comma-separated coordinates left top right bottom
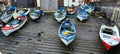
(101, 40, 111, 51)
(1, 16, 27, 30)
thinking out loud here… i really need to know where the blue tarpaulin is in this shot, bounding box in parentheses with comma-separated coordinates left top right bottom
(21, 13, 26, 16)
(8, 6, 15, 11)
(39, 10, 43, 15)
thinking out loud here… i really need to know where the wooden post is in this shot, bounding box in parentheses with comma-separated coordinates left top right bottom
(34, 0, 37, 7)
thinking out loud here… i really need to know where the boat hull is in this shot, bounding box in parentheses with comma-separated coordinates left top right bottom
(1, 9, 16, 23)
(60, 36, 75, 46)
(1, 15, 13, 23)
(54, 11, 66, 22)
(30, 15, 40, 20)
(77, 11, 88, 21)
(1, 16, 27, 36)
(58, 21, 76, 46)
(54, 15, 66, 22)
(99, 24, 120, 51)
(13, 8, 30, 18)
(68, 11, 75, 15)
(29, 9, 40, 20)
(77, 15, 88, 21)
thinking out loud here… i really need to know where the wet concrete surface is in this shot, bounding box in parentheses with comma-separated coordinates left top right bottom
(0, 13, 120, 54)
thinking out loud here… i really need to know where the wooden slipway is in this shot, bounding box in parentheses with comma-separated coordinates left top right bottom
(0, 13, 119, 54)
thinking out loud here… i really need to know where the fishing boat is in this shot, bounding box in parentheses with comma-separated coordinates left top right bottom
(13, 8, 30, 18)
(0, 6, 16, 23)
(99, 24, 120, 51)
(54, 7, 66, 22)
(67, 4, 76, 14)
(29, 9, 41, 20)
(58, 19, 76, 46)
(80, 3, 94, 13)
(1, 15, 27, 36)
(77, 9, 88, 21)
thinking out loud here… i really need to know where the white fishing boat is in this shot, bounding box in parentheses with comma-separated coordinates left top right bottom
(80, 3, 94, 13)
(29, 9, 41, 20)
(13, 8, 30, 19)
(77, 9, 88, 21)
(99, 24, 120, 51)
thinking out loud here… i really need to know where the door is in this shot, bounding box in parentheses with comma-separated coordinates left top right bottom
(58, 0, 64, 7)
(40, 0, 58, 11)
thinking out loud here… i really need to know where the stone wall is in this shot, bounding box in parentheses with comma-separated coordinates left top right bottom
(99, 0, 120, 27)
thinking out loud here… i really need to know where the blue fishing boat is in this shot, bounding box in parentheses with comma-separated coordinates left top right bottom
(54, 7, 66, 22)
(77, 9, 88, 21)
(58, 19, 76, 46)
(80, 3, 94, 13)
